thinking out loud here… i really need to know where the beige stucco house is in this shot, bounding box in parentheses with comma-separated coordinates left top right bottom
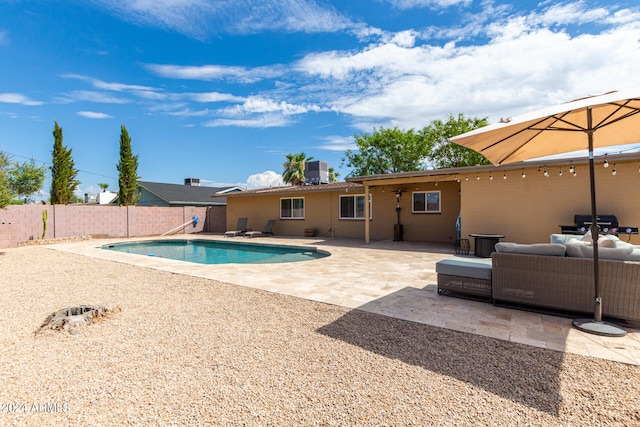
(224, 152, 640, 245)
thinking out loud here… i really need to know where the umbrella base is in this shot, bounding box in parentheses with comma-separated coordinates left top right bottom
(572, 318, 627, 337)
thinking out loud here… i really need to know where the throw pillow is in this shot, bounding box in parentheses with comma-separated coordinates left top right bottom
(565, 241, 633, 260)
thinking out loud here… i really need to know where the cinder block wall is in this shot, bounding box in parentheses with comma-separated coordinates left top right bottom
(0, 204, 226, 244)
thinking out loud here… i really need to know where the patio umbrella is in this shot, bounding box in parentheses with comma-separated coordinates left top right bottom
(450, 89, 640, 337)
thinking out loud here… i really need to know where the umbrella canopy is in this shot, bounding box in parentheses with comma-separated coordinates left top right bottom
(450, 89, 640, 337)
(451, 90, 640, 165)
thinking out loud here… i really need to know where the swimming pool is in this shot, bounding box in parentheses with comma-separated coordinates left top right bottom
(102, 239, 330, 264)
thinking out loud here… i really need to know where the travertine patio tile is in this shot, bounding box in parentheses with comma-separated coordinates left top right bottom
(481, 328, 511, 341)
(51, 235, 640, 365)
(510, 336, 548, 348)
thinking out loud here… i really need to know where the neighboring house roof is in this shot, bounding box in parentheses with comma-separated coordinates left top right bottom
(224, 182, 364, 197)
(138, 181, 237, 206)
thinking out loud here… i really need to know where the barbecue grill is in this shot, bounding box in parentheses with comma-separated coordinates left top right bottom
(560, 214, 638, 235)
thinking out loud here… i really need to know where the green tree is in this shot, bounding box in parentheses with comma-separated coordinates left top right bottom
(98, 183, 109, 192)
(421, 113, 491, 168)
(328, 167, 340, 183)
(0, 151, 13, 208)
(117, 125, 141, 206)
(342, 126, 430, 177)
(8, 158, 46, 202)
(282, 152, 313, 186)
(50, 121, 80, 204)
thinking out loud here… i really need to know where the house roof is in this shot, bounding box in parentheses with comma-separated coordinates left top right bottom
(346, 152, 640, 184)
(139, 181, 238, 206)
(224, 181, 364, 197)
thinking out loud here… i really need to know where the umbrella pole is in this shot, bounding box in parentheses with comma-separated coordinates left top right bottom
(572, 108, 626, 337)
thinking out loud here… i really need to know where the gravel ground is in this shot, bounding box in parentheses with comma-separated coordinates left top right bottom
(1, 245, 640, 426)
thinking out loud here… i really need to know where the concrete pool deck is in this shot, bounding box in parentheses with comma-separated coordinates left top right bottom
(50, 234, 640, 365)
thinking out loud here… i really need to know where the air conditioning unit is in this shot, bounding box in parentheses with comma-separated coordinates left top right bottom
(304, 161, 329, 185)
(184, 178, 200, 186)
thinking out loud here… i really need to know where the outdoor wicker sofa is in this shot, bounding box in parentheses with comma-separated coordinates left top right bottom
(492, 251, 640, 322)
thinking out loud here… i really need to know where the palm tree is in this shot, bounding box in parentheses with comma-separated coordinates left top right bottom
(282, 152, 313, 186)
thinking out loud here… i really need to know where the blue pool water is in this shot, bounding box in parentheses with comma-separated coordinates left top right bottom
(103, 239, 330, 264)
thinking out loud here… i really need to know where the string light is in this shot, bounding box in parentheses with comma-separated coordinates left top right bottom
(612, 164, 617, 175)
(521, 169, 526, 178)
(559, 167, 563, 177)
(569, 161, 575, 174)
(465, 176, 469, 181)
(604, 154, 609, 168)
(503, 173, 507, 180)
(544, 167, 549, 177)
(476, 175, 480, 180)
(489, 174, 493, 180)
(573, 166, 577, 177)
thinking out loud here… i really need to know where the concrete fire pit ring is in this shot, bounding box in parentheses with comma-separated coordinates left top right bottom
(36, 305, 120, 335)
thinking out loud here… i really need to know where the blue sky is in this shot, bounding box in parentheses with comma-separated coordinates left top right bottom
(1, 0, 639, 198)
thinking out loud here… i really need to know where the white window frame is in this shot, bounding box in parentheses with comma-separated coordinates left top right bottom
(412, 190, 441, 213)
(339, 194, 370, 220)
(280, 197, 305, 219)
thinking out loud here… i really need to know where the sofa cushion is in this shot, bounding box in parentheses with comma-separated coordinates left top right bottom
(565, 240, 634, 260)
(495, 242, 566, 256)
(435, 256, 492, 281)
(628, 249, 640, 261)
(550, 234, 575, 245)
(571, 236, 617, 248)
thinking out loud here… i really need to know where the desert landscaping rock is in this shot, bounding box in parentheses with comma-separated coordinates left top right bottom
(1, 245, 639, 426)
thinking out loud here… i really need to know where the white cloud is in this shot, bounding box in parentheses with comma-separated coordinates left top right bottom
(77, 111, 114, 119)
(220, 96, 320, 116)
(0, 93, 43, 106)
(389, 30, 418, 47)
(385, 0, 471, 9)
(203, 115, 291, 128)
(246, 170, 284, 189)
(92, 0, 353, 39)
(62, 73, 157, 92)
(57, 90, 131, 104)
(232, 0, 352, 34)
(294, 2, 640, 129)
(202, 96, 321, 128)
(169, 108, 214, 117)
(61, 73, 166, 100)
(58, 1, 640, 135)
(189, 92, 245, 103)
(0, 30, 8, 45)
(533, 1, 609, 26)
(316, 135, 357, 151)
(145, 63, 284, 83)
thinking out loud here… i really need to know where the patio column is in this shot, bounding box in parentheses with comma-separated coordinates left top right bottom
(364, 184, 370, 245)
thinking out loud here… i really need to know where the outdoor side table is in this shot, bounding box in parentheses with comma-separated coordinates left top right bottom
(469, 233, 505, 257)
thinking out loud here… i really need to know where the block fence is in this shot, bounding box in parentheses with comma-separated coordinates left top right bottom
(0, 204, 226, 247)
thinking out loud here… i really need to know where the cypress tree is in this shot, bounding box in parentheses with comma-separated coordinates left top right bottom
(0, 151, 12, 208)
(117, 125, 140, 206)
(50, 121, 80, 204)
